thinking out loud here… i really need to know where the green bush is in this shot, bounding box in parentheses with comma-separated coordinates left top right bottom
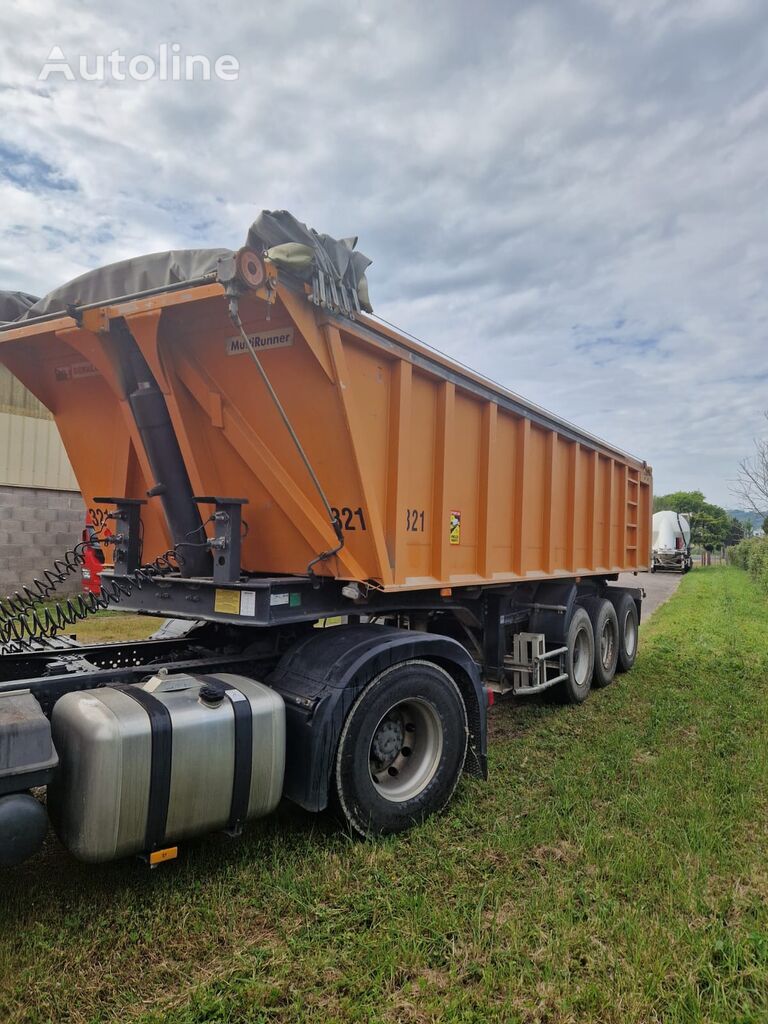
(728, 536, 768, 591)
(728, 539, 752, 570)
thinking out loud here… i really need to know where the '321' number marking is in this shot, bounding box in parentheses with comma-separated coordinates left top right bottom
(331, 506, 367, 531)
(406, 508, 425, 532)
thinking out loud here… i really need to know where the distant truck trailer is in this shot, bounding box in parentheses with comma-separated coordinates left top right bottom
(0, 211, 651, 869)
(652, 510, 692, 573)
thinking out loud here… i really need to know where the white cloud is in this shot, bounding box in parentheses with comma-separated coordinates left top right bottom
(1, 0, 766, 506)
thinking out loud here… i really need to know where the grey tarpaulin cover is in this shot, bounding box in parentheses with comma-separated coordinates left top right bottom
(0, 291, 39, 324)
(18, 249, 231, 321)
(1, 210, 373, 324)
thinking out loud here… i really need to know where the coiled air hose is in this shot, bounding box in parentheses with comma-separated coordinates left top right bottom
(0, 534, 181, 654)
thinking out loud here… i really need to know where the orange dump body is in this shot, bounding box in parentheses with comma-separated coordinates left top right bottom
(0, 275, 652, 590)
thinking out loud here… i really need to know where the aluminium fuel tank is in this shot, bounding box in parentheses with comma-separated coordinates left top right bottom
(47, 672, 285, 863)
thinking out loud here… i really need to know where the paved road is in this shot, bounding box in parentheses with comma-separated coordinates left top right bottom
(617, 570, 683, 622)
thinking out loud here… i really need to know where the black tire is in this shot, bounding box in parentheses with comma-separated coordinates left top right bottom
(615, 592, 639, 673)
(334, 660, 468, 838)
(557, 606, 595, 705)
(581, 597, 619, 688)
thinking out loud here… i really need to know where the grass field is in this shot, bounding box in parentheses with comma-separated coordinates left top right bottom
(2, 567, 767, 1023)
(63, 611, 158, 644)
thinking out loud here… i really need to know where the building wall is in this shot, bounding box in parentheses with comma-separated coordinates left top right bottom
(0, 367, 78, 491)
(0, 366, 83, 594)
(0, 484, 85, 595)
(0, 363, 47, 417)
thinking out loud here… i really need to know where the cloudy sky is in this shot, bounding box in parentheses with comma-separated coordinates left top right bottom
(1, 0, 766, 506)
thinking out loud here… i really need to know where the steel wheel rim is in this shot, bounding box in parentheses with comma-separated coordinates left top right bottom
(369, 698, 443, 802)
(573, 628, 590, 687)
(624, 611, 637, 657)
(600, 618, 617, 669)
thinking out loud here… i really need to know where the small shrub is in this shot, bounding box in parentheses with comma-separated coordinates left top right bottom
(728, 537, 768, 591)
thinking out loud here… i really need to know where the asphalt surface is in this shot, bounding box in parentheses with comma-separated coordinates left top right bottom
(617, 570, 683, 622)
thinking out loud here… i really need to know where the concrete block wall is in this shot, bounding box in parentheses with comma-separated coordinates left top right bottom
(0, 485, 85, 596)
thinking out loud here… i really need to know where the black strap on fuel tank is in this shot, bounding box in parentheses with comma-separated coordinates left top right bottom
(197, 676, 253, 832)
(114, 685, 172, 852)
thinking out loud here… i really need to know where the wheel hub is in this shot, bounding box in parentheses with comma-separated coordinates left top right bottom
(368, 698, 443, 803)
(624, 612, 637, 656)
(600, 620, 616, 668)
(371, 716, 404, 767)
(573, 629, 590, 686)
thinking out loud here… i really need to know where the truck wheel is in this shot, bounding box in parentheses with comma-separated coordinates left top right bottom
(581, 598, 619, 687)
(615, 592, 639, 673)
(335, 660, 468, 838)
(557, 606, 595, 704)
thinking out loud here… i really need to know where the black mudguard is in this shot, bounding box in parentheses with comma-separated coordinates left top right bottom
(527, 581, 579, 646)
(604, 584, 644, 623)
(529, 580, 644, 644)
(268, 624, 488, 813)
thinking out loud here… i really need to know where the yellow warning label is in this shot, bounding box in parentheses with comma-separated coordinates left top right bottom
(214, 589, 241, 615)
(449, 510, 461, 545)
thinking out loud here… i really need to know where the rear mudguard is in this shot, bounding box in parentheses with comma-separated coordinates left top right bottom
(604, 585, 643, 623)
(529, 579, 643, 643)
(268, 624, 487, 813)
(527, 581, 579, 645)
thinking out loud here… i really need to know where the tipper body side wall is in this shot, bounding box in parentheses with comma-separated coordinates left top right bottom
(0, 281, 652, 589)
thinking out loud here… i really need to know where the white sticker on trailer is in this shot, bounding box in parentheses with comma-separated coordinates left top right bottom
(226, 327, 294, 355)
(54, 361, 99, 381)
(240, 591, 256, 617)
(270, 593, 290, 606)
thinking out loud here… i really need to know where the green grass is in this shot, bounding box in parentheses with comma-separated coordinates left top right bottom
(63, 611, 158, 644)
(4, 600, 162, 647)
(2, 567, 768, 1023)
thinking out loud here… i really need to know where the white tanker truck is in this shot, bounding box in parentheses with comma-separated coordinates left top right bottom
(652, 510, 693, 573)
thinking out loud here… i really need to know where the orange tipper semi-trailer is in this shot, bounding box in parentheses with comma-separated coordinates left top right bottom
(0, 211, 651, 868)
